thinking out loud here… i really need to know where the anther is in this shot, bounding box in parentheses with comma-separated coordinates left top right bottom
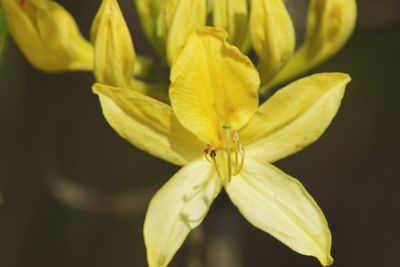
(203, 144, 211, 154)
(233, 130, 239, 143)
(209, 147, 217, 158)
(238, 144, 244, 154)
(204, 144, 216, 163)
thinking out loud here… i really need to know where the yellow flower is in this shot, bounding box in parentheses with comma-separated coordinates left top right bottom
(0, 0, 93, 72)
(93, 28, 350, 267)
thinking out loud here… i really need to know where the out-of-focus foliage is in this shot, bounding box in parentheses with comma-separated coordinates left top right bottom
(0, 7, 6, 59)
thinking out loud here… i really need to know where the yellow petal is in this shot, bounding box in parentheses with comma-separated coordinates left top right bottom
(164, 0, 206, 64)
(144, 159, 221, 267)
(0, 0, 93, 72)
(225, 159, 333, 266)
(250, 0, 295, 84)
(241, 73, 350, 163)
(92, 83, 203, 166)
(170, 27, 260, 146)
(91, 0, 135, 89)
(212, 0, 250, 50)
(266, 0, 357, 90)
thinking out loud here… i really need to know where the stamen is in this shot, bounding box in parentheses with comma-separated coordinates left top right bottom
(223, 123, 232, 183)
(238, 143, 244, 154)
(203, 129, 245, 183)
(232, 130, 238, 169)
(203, 144, 211, 154)
(204, 144, 223, 180)
(233, 130, 239, 143)
(212, 158, 223, 180)
(203, 144, 212, 163)
(210, 150, 223, 181)
(234, 144, 245, 175)
(209, 147, 217, 158)
(234, 147, 239, 171)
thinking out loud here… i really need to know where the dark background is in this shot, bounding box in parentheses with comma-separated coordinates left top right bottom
(0, 0, 399, 266)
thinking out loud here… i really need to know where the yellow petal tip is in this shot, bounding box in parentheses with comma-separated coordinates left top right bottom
(321, 254, 334, 266)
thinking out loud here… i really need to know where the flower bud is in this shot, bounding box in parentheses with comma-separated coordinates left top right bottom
(134, 0, 206, 64)
(164, 0, 207, 64)
(0, 0, 93, 72)
(91, 0, 135, 89)
(134, 0, 165, 56)
(250, 0, 295, 84)
(212, 0, 250, 51)
(266, 0, 357, 89)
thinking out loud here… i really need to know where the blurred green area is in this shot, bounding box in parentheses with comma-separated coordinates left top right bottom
(0, 7, 7, 59)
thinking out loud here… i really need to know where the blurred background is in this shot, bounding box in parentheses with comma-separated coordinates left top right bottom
(0, 0, 399, 266)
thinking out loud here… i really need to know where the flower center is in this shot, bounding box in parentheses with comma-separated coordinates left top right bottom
(203, 124, 246, 184)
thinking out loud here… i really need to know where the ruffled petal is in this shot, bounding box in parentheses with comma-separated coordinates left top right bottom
(170, 27, 260, 145)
